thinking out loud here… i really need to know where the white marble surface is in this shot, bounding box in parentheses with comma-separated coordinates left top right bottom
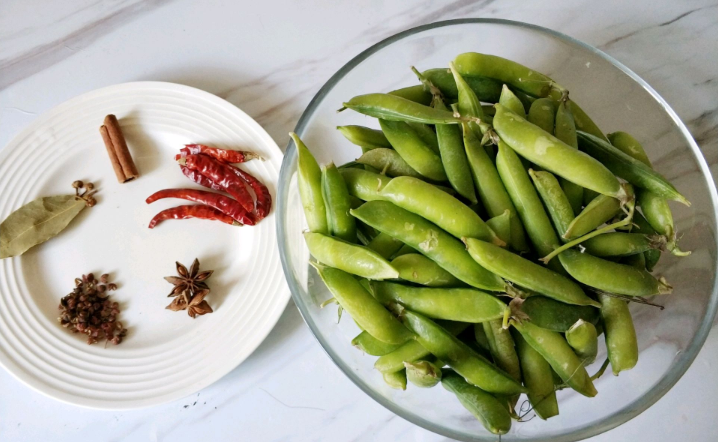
(1, 1, 717, 441)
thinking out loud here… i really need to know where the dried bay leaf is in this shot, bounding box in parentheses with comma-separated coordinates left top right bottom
(0, 195, 87, 259)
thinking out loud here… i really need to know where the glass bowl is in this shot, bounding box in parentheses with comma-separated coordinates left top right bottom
(276, 19, 718, 442)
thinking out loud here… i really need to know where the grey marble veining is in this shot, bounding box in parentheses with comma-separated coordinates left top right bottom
(0, 1, 717, 441)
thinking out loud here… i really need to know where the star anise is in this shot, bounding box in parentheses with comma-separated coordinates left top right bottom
(165, 258, 214, 318)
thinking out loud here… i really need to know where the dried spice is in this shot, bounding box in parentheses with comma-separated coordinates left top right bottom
(58, 273, 127, 345)
(165, 258, 214, 318)
(0, 181, 97, 259)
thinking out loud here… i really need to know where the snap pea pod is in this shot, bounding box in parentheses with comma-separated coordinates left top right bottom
(570, 101, 608, 142)
(512, 320, 597, 397)
(400, 309, 526, 395)
(453, 52, 565, 99)
(367, 232, 405, 259)
(321, 162, 357, 242)
(558, 248, 672, 296)
(554, 101, 584, 215)
(338, 168, 390, 201)
(407, 122, 440, 154)
(356, 148, 422, 178)
(527, 98, 556, 133)
(511, 88, 536, 113)
(582, 232, 665, 257)
(637, 188, 690, 256)
(599, 293, 638, 375)
(449, 63, 487, 133)
(292, 132, 328, 234)
(343, 93, 464, 124)
(304, 232, 399, 280)
(314, 265, 411, 344)
(499, 85, 526, 117)
(607, 131, 650, 166)
(379, 119, 447, 181)
(486, 210, 511, 245)
(351, 201, 504, 291)
(566, 319, 598, 364)
(512, 330, 559, 420)
(405, 360, 442, 388)
(441, 369, 513, 435)
(388, 85, 432, 105)
(462, 123, 529, 251)
(378, 176, 503, 246)
(383, 369, 407, 390)
(519, 295, 600, 332)
(372, 281, 507, 323)
(563, 194, 621, 239)
(391, 253, 463, 287)
(577, 131, 689, 205)
(422, 68, 503, 102)
(529, 169, 575, 239)
(433, 98, 478, 203)
(352, 331, 402, 356)
(494, 105, 627, 202)
(483, 319, 522, 387)
(621, 251, 647, 270)
(465, 238, 600, 307)
(337, 125, 392, 153)
(375, 321, 469, 373)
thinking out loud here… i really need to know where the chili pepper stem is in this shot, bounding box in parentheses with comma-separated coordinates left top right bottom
(177, 158, 187, 166)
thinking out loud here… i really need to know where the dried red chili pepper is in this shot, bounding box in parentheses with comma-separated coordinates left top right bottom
(175, 144, 262, 163)
(148, 204, 240, 229)
(227, 167, 272, 220)
(178, 154, 254, 213)
(180, 166, 223, 192)
(146, 188, 256, 226)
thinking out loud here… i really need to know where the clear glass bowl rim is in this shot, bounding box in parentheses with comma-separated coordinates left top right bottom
(276, 18, 718, 442)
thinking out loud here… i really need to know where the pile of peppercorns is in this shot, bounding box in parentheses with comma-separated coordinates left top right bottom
(58, 273, 127, 345)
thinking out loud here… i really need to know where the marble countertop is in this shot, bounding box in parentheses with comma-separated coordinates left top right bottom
(1, 1, 717, 441)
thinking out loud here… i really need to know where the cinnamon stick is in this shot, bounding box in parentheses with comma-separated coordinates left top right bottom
(100, 115, 139, 183)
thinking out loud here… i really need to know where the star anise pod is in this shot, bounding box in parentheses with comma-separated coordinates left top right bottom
(187, 289, 213, 318)
(164, 258, 214, 318)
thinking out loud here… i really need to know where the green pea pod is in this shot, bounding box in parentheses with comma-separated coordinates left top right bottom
(375, 321, 469, 373)
(405, 360, 442, 388)
(434, 98, 478, 204)
(352, 331, 402, 356)
(351, 201, 504, 291)
(315, 265, 411, 345)
(422, 68, 503, 102)
(563, 194, 621, 239)
(391, 253, 463, 287)
(304, 232, 399, 280)
(527, 98, 556, 133)
(400, 309, 526, 395)
(558, 248, 672, 296)
(582, 232, 665, 257)
(383, 369, 407, 390)
(599, 293, 638, 375)
(483, 319, 522, 385)
(449, 62, 487, 132)
(462, 123, 529, 251)
(367, 232, 405, 259)
(356, 148, 422, 178)
(486, 210, 511, 245)
(554, 101, 584, 215)
(321, 162, 357, 242)
(372, 281, 507, 323)
(529, 169, 575, 239)
(378, 176, 503, 246)
(336, 125, 392, 153)
(511, 88, 536, 113)
(292, 132, 328, 234)
(621, 252, 647, 270)
(379, 119, 447, 181)
(577, 131, 689, 205)
(465, 238, 599, 307)
(388, 85, 432, 105)
(441, 369, 513, 435)
(512, 329, 559, 420)
(512, 320, 597, 397)
(494, 105, 627, 202)
(407, 122, 440, 154)
(499, 84, 526, 117)
(519, 296, 599, 332)
(453, 52, 564, 99)
(566, 319, 598, 364)
(343, 93, 463, 124)
(583, 189, 600, 206)
(496, 141, 566, 275)
(338, 168, 390, 202)
(571, 101, 608, 142)
(607, 131, 651, 166)
(637, 189, 689, 256)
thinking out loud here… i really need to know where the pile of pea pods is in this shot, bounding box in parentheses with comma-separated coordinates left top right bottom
(291, 52, 690, 435)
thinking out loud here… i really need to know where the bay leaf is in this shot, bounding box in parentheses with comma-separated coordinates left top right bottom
(0, 194, 87, 259)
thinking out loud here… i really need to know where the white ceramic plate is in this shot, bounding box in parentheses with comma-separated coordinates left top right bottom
(0, 82, 289, 409)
